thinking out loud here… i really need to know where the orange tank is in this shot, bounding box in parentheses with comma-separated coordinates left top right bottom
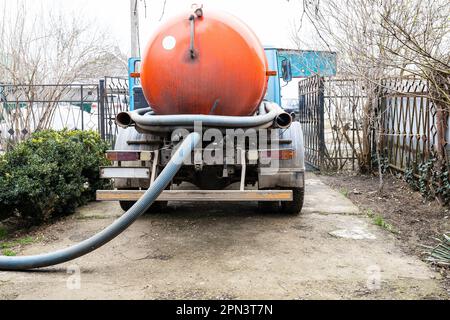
(140, 8, 269, 116)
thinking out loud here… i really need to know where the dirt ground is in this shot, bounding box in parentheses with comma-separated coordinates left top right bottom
(0, 173, 448, 300)
(319, 172, 449, 290)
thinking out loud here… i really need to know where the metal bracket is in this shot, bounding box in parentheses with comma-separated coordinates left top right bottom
(150, 150, 159, 186)
(189, 7, 203, 60)
(189, 15, 196, 59)
(240, 149, 247, 191)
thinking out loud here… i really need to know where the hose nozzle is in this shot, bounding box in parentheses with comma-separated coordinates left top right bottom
(275, 112, 293, 129)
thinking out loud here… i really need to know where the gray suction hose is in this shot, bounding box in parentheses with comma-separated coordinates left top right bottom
(116, 102, 292, 131)
(0, 133, 201, 271)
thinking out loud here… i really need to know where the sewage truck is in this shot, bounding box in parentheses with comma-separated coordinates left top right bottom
(96, 7, 306, 214)
(0, 7, 308, 270)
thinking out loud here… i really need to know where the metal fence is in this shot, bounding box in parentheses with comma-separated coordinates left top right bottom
(378, 78, 449, 173)
(3, 76, 447, 177)
(298, 75, 449, 173)
(298, 76, 325, 169)
(99, 77, 130, 147)
(0, 84, 100, 151)
(323, 78, 366, 171)
(0, 77, 130, 152)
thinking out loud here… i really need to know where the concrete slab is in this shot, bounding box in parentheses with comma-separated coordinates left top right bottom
(303, 173, 361, 215)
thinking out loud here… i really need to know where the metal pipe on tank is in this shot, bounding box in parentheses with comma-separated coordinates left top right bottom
(116, 102, 292, 130)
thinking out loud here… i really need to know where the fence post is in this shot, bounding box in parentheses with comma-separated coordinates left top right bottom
(318, 77, 326, 170)
(80, 85, 84, 131)
(99, 79, 106, 141)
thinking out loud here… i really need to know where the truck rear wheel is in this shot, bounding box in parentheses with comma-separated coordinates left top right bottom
(119, 201, 135, 212)
(280, 188, 305, 215)
(258, 188, 280, 213)
(258, 201, 280, 213)
(119, 201, 168, 214)
(118, 189, 168, 214)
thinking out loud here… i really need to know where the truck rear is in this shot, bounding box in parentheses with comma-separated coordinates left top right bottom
(96, 7, 306, 214)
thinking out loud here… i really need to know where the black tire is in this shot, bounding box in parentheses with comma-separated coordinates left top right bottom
(118, 187, 168, 214)
(258, 201, 280, 213)
(119, 200, 168, 214)
(281, 188, 305, 215)
(119, 201, 136, 212)
(147, 201, 168, 214)
(258, 188, 280, 213)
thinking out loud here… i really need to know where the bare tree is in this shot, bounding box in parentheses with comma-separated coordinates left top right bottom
(292, 0, 450, 192)
(377, 0, 450, 168)
(0, 0, 127, 148)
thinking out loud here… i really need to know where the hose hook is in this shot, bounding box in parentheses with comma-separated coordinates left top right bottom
(189, 5, 203, 60)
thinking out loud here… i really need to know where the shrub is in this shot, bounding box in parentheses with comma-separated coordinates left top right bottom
(404, 157, 450, 206)
(0, 130, 111, 223)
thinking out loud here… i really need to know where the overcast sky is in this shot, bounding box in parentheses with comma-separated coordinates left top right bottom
(11, 0, 313, 56)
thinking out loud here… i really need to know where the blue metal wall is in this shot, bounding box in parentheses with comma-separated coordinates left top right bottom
(277, 50, 337, 78)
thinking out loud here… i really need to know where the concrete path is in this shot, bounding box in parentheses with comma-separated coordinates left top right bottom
(0, 173, 446, 299)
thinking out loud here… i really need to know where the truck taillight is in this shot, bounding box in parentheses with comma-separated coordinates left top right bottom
(260, 149, 295, 161)
(107, 152, 140, 161)
(106, 151, 152, 162)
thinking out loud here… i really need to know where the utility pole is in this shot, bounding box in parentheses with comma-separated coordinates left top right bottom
(130, 0, 140, 57)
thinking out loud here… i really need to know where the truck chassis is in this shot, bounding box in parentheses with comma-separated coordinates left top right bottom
(96, 121, 306, 214)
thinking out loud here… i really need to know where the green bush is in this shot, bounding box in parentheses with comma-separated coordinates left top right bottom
(0, 130, 111, 223)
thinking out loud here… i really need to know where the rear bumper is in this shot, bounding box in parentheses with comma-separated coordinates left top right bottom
(97, 190, 293, 202)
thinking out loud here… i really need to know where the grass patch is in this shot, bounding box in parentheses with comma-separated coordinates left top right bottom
(16, 237, 34, 246)
(339, 188, 349, 197)
(0, 227, 7, 240)
(372, 215, 397, 234)
(0, 242, 12, 250)
(365, 209, 376, 218)
(364, 209, 397, 234)
(0, 236, 37, 250)
(2, 249, 16, 257)
(75, 214, 109, 221)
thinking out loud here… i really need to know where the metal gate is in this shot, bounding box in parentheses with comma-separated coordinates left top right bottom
(298, 76, 364, 171)
(99, 77, 130, 146)
(298, 76, 325, 170)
